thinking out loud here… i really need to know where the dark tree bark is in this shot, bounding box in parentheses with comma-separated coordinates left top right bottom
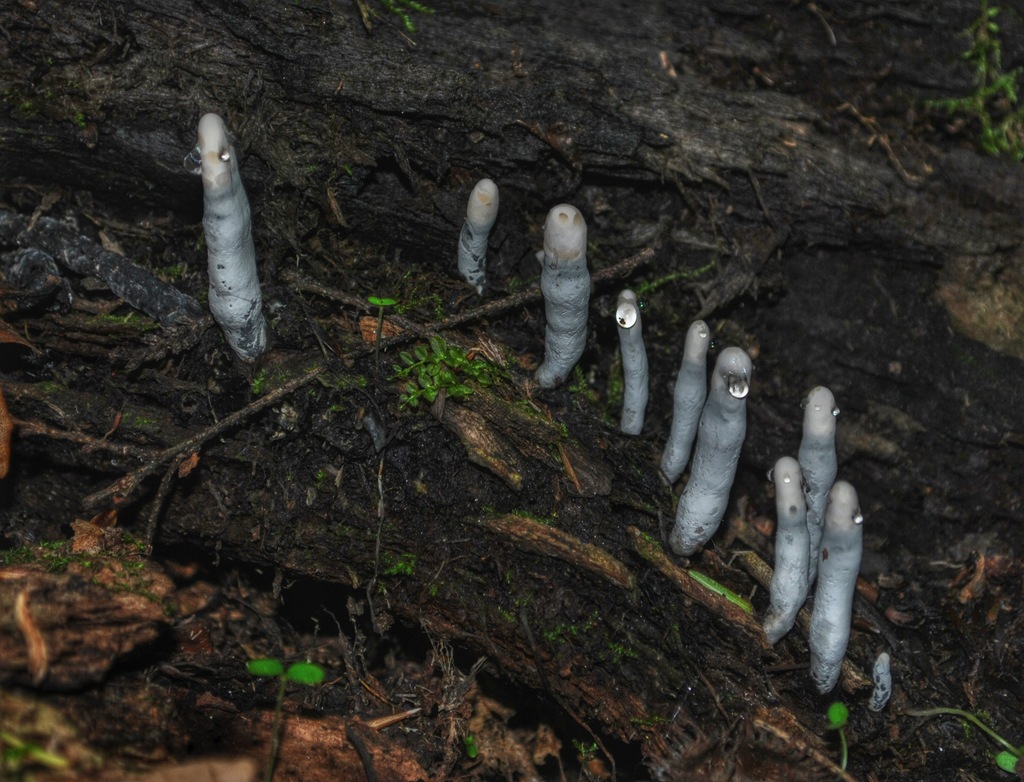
(2, 1, 1023, 779)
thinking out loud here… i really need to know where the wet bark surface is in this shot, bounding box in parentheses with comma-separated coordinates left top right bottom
(1, 1, 1023, 780)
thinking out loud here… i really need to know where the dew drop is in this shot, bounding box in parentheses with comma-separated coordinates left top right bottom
(782, 474, 792, 484)
(637, 298, 649, 311)
(616, 300, 638, 328)
(698, 327, 708, 339)
(727, 372, 749, 399)
(831, 406, 841, 417)
(218, 150, 231, 162)
(813, 403, 822, 412)
(183, 144, 202, 174)
(853, 511, 864, 525)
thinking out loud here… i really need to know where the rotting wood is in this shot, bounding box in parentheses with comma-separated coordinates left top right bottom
(628, 527, 766, 648)
(481, 514, 635, 591)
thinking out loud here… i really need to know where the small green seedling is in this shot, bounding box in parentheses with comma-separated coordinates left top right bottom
(906, 706, 1022, 775)
(927, 1, 1024, 160)
(377, 0, 434, 32)
(392, 335, 500, 409)
(463, 734, 478, 759)
(0, 729, 70, 776)
(247, 658, 326, 782)
(826, 701, 850, 771)
(687, 570, 753, 614)
(367, 295, 397, 377)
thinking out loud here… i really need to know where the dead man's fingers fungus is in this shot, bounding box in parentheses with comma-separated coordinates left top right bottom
(808, 480, 863, 694)
(457, 178, 499, 295)
(535, 204, 589, 389)
(764, 456, 810, 644)
(192, 112, 268, 364)
(616, 289, 649, 435)
(798, 386, 839, 586)
(668, 347, 752, 556)
(660, 320, 711, 482)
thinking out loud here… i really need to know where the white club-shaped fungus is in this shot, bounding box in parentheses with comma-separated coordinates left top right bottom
(535, 204, 590, 389)
(799, 386, 839, 586)
(668, 347, 752, 556)
(616, 289, 648, 435)
(808, 480, 863, 694)
(456, 178, 499, 295)
(660, 320, 711, 483)
(763, 456, 810, 644)
(195, 113, 268, 364)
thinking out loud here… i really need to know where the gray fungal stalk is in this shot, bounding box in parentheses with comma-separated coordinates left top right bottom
(808, 480, 863, 694)
(668, 347, 752, 556)
(799, 386, 839, 585)
(869, 652, 892, 711)
(660, 320, 711, 483)
(194, 113, 268, 363)
(535, 205, 590, 389)
(616, 289, 648, 435)
(456, 178, 499, 295)
(763, 456, 810, 644)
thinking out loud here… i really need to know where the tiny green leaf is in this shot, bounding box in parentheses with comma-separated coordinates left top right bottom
(827, 701, 849, 731)
(367, 296, 396, 307)
(247, 658, 285, 678)
(285, 662, 326, 685)
(995, 751, 1019, 773)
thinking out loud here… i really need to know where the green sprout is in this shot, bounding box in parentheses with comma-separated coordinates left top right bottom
(251, 368, 268, 396)
(905, 706, 1022, 775)
(392, 335, 500, 409)
(463, 734, 478, 759)
(928, 1, 1024, 159)
(0, 730, 70, 776)
(367, 295, 397, 377)
(381, 551, 417, 576)
(826, 701, 850, 772)
(247, 658, 326, 782)
(634, 260, 717, 297)
(572, 739, 599, 764)
(687, 569, 753, 614)
(353, 0, 434, 33)
(377, 0, 434, 32)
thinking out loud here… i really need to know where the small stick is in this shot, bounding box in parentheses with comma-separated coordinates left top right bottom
(281, 246, 654, 335)
(84, 248, 654, 510)
(82, 366, 326, 509)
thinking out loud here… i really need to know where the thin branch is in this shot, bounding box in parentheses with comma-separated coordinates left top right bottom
(82, 366, 326, 509)
(83, 247, 654, 510)
(281, 246, 655, 337)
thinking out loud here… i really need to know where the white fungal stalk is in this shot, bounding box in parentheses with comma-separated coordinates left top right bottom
(195, 112, 267, 363)
(616, 289, 648, 435)
(535, 204, 589, 389)
(808, 480, 863, 694)
(457, 178, 499, 294)
(799, 386, 839, 586)
(869, 652, 892, 711)
(668, 347, 752, 556)
(764, 456, 810, 644)
(660, 320, 711, 482)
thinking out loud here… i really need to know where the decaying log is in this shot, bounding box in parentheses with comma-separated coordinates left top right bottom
(2, 0, 1024, 778)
